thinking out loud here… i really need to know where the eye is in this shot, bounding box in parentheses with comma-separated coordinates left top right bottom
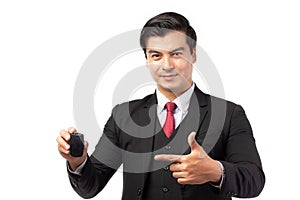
(151, 54, 160, 58)
(172, 52, 183, 57)
(150, 53, 162, 60)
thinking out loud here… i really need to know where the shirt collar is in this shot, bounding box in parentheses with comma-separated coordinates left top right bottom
(156, 83, 195, 114)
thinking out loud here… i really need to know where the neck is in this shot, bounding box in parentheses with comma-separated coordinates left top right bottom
(158, 83, 192, 101)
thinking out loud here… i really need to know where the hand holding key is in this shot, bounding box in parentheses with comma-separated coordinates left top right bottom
(56, 127, 88, 171)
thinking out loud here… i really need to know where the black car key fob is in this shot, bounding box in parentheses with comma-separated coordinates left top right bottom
(70, 132, 84, 157)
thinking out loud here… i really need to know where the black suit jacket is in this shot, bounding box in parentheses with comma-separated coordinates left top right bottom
(68, 86, 265, 199)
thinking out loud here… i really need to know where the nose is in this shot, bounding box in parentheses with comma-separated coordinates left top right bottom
(161, 56, 174, 70)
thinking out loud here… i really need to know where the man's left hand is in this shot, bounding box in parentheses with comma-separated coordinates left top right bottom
(154, 132, 222, 185)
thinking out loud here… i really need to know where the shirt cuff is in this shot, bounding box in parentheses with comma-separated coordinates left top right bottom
(210, 161, 225, 189)
(67, 157, 88, 175)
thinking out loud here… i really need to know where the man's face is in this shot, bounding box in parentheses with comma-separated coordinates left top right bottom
(145, 31, 196, 96)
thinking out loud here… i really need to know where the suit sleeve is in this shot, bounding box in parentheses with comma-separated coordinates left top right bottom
(68, 106, 122, 199)
(219, 104, 265, 198)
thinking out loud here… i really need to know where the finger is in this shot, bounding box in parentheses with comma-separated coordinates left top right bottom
(188, 131, 200, 151)
(68, 127, 77, 134)
(177, 178, 189, 185)
(59, 129, 70, 142)
(58, 144, 70, 155)
(172, 171, 187, 179)
(154, 154, 182, 163)
(169, 163, 184, 172)
(56, 136, 70, 150)
(59, 150, 70, 159)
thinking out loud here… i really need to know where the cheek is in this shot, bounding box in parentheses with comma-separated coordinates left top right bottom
(175, 61, 192, 74)
(148, 66, 160, 79)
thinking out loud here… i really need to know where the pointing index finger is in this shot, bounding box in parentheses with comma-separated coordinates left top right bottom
(154, 154, 182, 163)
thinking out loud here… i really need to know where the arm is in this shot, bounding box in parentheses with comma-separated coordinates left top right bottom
(68, 155, 117, 199)
(66, 107, 122, 198)
(220, 104, 265, 198)
(154, 104, 265, 198)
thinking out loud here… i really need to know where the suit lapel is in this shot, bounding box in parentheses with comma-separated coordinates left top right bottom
(133, 86, 210, 156)
(130, 93, 157, 189)
(174, 86, 209, 154)
(134, 86, 210, 190)
(192, 85, 209, 132)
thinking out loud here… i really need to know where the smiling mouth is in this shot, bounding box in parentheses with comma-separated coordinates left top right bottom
(160, 74, 178, 80)
(160, 74, 178, 77)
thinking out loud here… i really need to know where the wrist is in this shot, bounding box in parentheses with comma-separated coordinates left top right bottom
(68, 157, 86, 171)
(209, 160, 222, 183)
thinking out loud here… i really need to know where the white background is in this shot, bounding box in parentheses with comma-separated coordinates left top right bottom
(1, 0, 299, 199)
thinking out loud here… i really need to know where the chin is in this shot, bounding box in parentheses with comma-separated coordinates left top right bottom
(159, 82, 184, 93)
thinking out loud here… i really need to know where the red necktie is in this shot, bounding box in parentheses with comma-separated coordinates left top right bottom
(163, 102, 177, 138)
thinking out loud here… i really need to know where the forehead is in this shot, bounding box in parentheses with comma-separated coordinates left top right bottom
(146, 31, 188, 52)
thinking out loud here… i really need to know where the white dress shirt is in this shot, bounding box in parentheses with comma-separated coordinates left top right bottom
(156, 83, 195, 129)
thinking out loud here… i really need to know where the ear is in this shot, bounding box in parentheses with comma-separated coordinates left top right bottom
(192, 48, 197, 63)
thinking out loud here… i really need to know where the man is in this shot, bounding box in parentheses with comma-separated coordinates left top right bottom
(57, 12, 265, 199)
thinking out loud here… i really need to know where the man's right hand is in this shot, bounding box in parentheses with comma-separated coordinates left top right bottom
(56, 127, 88, 171)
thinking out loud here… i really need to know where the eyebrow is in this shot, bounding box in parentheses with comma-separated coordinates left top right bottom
(170, 47, 185, 53)
(148, 47, 185, 54)
(148, 50, 161, 54)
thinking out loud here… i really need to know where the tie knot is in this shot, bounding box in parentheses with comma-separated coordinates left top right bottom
(165, 102, 176, 112)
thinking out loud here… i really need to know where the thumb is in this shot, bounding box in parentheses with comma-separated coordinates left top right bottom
(83, 141, 89, 154)
(188, 131, 200, 151)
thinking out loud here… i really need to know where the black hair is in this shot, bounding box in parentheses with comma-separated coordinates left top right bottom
(140, 12, 197, 57)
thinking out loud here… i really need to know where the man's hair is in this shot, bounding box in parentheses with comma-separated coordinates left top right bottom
(140, 12, 197, 57)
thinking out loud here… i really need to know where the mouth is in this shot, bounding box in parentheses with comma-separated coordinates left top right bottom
(160, 74, 178, 80)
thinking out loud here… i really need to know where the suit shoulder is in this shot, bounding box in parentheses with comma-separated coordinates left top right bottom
(203, 92, 239, 113)
(112, 93, 155, 114)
